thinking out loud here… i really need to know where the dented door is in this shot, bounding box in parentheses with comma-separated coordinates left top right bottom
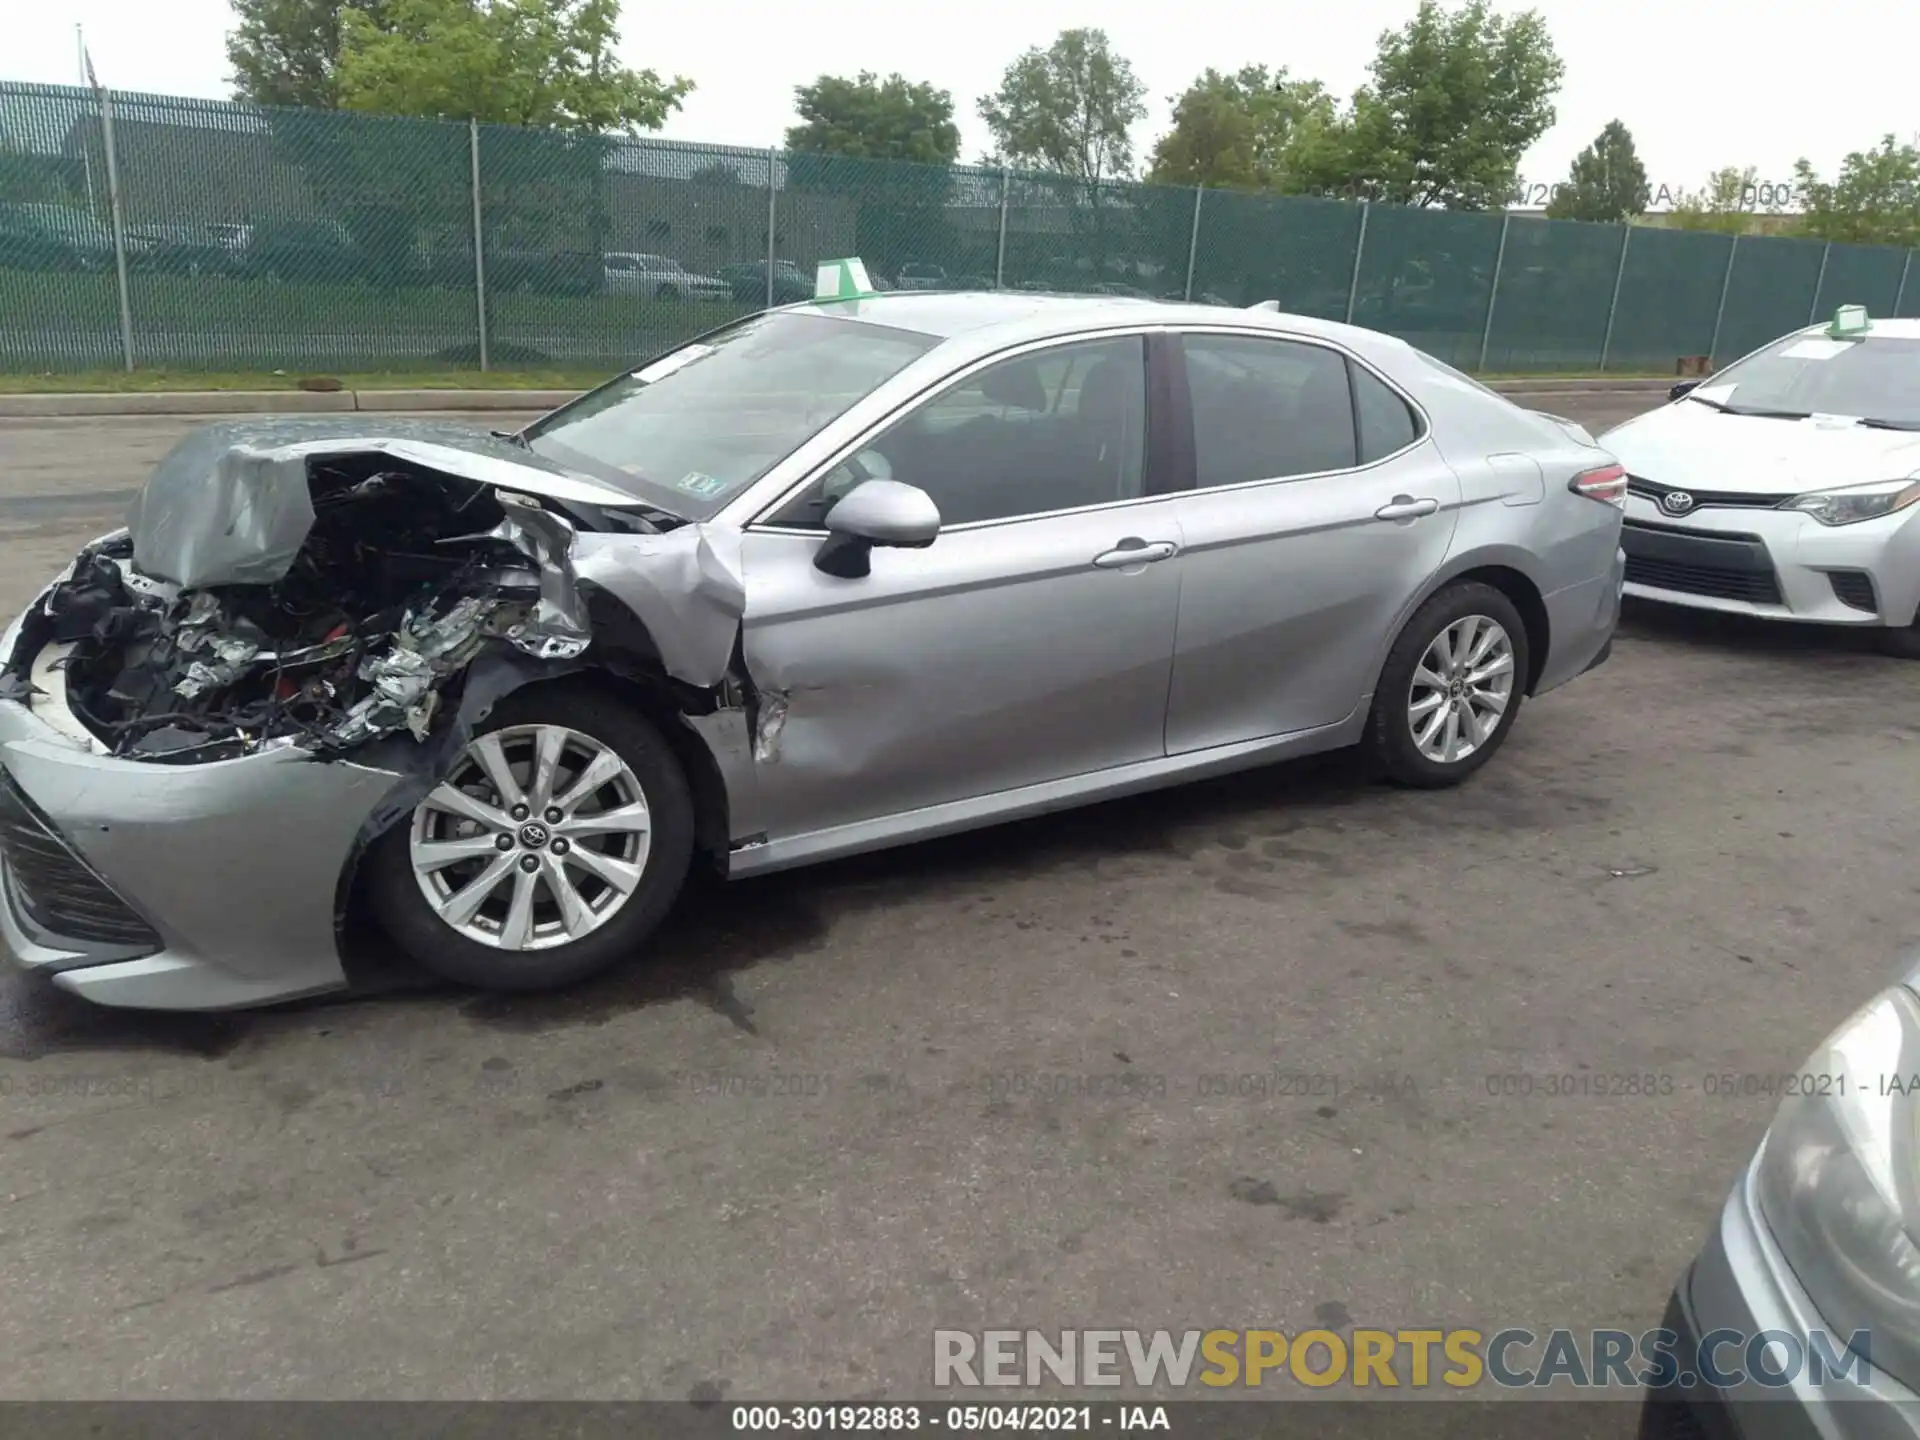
(737, 501, 1187, 843)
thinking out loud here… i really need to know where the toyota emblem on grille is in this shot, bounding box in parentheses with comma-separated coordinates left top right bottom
(1659, 490, 1696, 516)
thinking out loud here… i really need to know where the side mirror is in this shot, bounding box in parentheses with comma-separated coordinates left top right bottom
(814, 480, 941, 578)
(1669, 380, 1699, 401)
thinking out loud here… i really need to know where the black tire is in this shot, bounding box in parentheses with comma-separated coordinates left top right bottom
(1363, 581, 1531, 788)
(656, 282, 679, 301)
(366, 683, 695, 993)
(1878, 620, 1920, 659)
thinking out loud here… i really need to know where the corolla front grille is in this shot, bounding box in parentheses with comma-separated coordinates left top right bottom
(1622, 521, 1786, 605)
(1625, 555, 1785, 604)
(0, 768, 160, 948)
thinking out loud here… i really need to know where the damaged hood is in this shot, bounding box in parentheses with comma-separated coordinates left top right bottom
(129, 417, 646, 589)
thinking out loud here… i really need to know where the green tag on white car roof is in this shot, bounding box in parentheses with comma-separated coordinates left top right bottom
(1828, 304, 1871, 339)
(815, 257, 876, 301)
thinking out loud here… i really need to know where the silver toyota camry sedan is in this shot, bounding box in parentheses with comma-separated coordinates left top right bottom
(0, 283, 1626, 1010)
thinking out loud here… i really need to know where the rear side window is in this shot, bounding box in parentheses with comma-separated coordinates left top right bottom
(1350, 360, 1423, 461)
(1182, 334, 1358, 487)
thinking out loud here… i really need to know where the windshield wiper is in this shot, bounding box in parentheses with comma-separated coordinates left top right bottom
(1683, 394, 1814, 420)
(1855, 416, 1920, 432)
(489, 428, 529, 447)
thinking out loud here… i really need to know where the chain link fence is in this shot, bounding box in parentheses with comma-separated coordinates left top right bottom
(4, 78, 1919, 377)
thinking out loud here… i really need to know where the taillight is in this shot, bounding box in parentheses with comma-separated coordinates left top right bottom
(1570, 462, 1627, 508)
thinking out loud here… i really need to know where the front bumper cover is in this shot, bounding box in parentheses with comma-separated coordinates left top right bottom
(1620, 497, 1920, 627)
(0, 694, 407, 1009)
(1644, 1155, 1920, 1440)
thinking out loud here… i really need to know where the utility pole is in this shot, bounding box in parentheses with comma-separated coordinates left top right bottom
(75, 24, 97, 211)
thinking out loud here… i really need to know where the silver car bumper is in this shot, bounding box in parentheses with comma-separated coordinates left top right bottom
(1621, 500, 1920, 629)
(0, 694, 407, 1010)
(1654, 1154, 1920, 1439)
(1533, 545, 1625, 696)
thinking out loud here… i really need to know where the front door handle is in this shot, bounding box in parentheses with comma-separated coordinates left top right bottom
(1093, 539, 1178, 568)
(1375, 495, 1440, 520)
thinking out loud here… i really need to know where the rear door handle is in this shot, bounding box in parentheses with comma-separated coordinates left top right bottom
(1375, 495, 1440, 520)
(1093, 539, 1178, 568)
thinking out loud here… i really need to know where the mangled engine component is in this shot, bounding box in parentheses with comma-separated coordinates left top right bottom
(10, 441, 598, 764)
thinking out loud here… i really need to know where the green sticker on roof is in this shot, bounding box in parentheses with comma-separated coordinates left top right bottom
(815, 257, 876, 301)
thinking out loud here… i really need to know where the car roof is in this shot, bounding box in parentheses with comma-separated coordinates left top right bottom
(803, 290, 1420, 363)
(1784, 317, 1920, 340)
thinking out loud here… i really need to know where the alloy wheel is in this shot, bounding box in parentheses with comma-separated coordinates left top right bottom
(408, 724, 652, 951)
(1407, 614, 1516, 765)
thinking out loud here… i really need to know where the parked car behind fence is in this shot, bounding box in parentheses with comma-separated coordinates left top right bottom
(602, 252, 732, 302)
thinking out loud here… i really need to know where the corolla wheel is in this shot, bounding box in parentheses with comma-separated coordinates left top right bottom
(1879, 619, 1920, 660)
(410, 724, 653, 951)
(1365, 581, 1530, 788)
(367, 685, 694, 992)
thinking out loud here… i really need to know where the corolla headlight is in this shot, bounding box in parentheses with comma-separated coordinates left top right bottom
(1756, 986, 1920, 1385)
(1784, 480, 1920, 526)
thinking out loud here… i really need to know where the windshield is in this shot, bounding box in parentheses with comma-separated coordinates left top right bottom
(523, 310, 939, 517)
(1696, 333, 1920, 426)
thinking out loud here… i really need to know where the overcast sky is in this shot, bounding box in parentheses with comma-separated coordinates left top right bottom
(10, 0, 1919, 205)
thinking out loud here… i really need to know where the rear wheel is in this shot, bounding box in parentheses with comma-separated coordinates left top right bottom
(656, 282, 679, 301)
(366, 684, 694, 992)
(1364, 582, 1529, 788)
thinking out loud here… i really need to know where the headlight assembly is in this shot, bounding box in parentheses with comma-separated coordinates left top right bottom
(1755, 985, 1920, 1386)
(1784, 480, 1920, 526)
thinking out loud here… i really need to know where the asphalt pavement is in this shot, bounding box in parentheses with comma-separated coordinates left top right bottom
(1, 399, 1917, 1408)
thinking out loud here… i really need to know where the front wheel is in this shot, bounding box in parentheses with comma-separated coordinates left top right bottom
(1878, 619, 1920, 659)
(655, 282, 679, 301)
(1364, 582, 1529, 788)
(366, 684, 695, 992)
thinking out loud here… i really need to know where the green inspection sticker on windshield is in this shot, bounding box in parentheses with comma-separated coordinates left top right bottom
(674, 471, 729, 497)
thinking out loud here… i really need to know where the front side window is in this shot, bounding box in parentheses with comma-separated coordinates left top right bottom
(771, 335, 1148, 529)
(1698, 334, 1920, 427)
(1182, 334, 1358, 487)
(523, 311, 938, 518)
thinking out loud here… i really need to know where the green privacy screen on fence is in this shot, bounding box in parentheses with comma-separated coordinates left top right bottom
(4, 77, 1919, 376)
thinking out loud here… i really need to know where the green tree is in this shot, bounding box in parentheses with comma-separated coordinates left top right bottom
(978, 28, 1147, 183)
(1666, 166, 1770, 234)
(1145, 65, 1343, 192)
(226, 0, 387, 108)
(786, 72, 959, 164)
(1793, 136, 1920, 247)
(1340, 0, 1564, 209)
(334, 0, 692, 130)
(1545, 120, 1650, 222)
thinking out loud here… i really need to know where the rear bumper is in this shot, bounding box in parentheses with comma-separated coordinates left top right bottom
(0, 695, 404, 1010)
(1534, 544, 1624, 696)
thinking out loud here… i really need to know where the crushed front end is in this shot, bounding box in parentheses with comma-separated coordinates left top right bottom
(0, 419, 744, 1009)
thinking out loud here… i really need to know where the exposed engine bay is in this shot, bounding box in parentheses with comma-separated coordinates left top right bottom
(0, 430, 672, 766)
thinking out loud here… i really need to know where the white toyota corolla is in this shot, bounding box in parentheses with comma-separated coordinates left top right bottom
(1601, 307, 1920, 657)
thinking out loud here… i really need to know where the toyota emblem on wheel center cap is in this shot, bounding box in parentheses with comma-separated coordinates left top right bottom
(1659, 490, 1696, 516)
(517, 821, 551, 848)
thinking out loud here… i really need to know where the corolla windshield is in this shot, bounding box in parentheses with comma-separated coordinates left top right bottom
(1690, 334, 1920, 428)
